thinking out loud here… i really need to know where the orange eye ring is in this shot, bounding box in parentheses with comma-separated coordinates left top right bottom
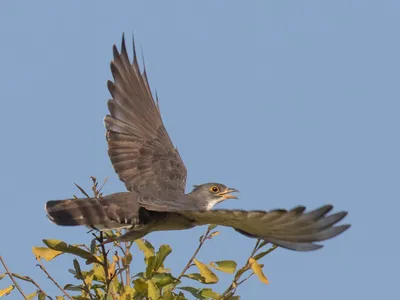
(210, 185, 220, 193)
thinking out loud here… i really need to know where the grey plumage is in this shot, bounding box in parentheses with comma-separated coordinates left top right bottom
(45, 35, 350, 252)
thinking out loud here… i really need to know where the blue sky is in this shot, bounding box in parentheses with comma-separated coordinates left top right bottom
(0, 1, 398, 299)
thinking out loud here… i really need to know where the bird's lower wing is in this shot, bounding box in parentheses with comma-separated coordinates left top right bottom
(180, 205, 350, 251)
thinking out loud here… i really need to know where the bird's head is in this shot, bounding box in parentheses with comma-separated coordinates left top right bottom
(189, 183, 239, 210)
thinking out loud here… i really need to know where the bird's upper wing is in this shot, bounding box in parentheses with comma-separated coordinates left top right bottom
(179, 205, 350, 251)
(137, 195, 198, 212)
(104, 35, 187, 197)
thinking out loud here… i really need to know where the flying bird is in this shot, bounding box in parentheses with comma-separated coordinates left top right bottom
(45, 35, 350, 251)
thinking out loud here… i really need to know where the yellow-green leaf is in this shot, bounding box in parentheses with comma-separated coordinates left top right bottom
(200, 288, 220, 298)
(56, 297, 64, 300)
(93, 263, 106, 282)
(183, 273, 207, 283)
(208, 231, 220, 239)
(193, 259, 218, 283)
(26, 290, 38, 299)
(120, 285, 134, 300)
(147, 279, 161, 300)
(153, 245, 172, 272)
(133, 278, 147, 292)
(32, 246, 62, 261)
(42, 239, 101, 264)
(209, 260, 237, 274)
(249, 258, 269, 284)
(162, 289, 174, 300)
(38, 292, 46, 300)
(0, 285, 14, 297)
(0, 274, 5, 280)
(136, 239, 155, 261)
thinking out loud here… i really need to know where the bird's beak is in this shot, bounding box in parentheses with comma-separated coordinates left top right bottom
(218, 188, 239, 200)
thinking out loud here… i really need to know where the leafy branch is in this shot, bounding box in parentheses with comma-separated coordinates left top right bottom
(0, 176, 278, 299)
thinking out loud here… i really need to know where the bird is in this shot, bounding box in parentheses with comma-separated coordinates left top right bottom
(45, 35, 350, 251)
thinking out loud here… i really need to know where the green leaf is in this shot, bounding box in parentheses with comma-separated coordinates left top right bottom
(146, 256, 156, 278)
(90, 239, 97, 254)
(32, 246, 62, 261)
(253, 245, 278, 261)
(73, 259, 83, 280)
(178, 287, 204, 299)
(200, 288, 220, 298)
(193, 259, 218, 283)
(147, 279, 161, 300)
(249, 258, 269, 284)
(0, 285, 14, 297)
(64, 283, 84, 291)
(256, 240, 270, 250)
(151, 273, 176, 287)
(209, 260, 237, 274)
(26, 290, 38, 299)
(38, 292, 46, 300)
(10, 273, 32, 282)
(208, 224, 218, 231)
(183, 273, 214, 284)
(136, 239, 155, 262)
(153, 245, 172, 272)
(42, 239, 101, 264)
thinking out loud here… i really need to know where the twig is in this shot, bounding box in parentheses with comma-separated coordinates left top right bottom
(74, 183, 91, 198)
(11, 273, 53, 300)
(114, 254, 125, 286)
(125, 241, 131, 287)
(37, 261, 73, 300)
(0, 256, 27, 299)
(176, 227, 212, 283)
(97, 232, 111, 295)
(237, 272, 255, 285)
(218, 239, 263, 299)
(79, 273, 94, 300)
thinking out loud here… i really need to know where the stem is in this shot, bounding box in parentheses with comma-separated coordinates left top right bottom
(176, 227, 212, 282)
(0, 256, 27, 299)
(11, 273, 53, 300)
(80, 275, 94, 300)
(218, 239, 262, 299)
(37, 262, 73, 300)
(125, 241, 130, 287)
(98, 232, 111, 295)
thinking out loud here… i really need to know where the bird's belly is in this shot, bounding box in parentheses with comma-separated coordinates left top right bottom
(152, 214, 195, 232)
(90, 222, 132, 231)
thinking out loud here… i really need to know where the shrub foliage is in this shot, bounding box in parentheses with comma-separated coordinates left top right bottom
(0, 177, 277, 299)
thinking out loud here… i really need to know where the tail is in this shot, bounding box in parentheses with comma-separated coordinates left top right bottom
(182, 205, 350, 251)
(45, 197, 109, 227)
(45, 192, 137, 230)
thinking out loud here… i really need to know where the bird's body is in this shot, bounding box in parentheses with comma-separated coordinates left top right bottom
(45, 35, 350, 251)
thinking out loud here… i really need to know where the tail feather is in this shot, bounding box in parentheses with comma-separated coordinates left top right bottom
(45, 198, 109, 226)
(182, 205, 350, 251)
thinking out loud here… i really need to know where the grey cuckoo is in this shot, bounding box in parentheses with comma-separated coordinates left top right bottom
(45, 35, 350, 251)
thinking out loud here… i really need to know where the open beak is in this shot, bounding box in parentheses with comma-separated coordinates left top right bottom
(218, 187, 239, 200)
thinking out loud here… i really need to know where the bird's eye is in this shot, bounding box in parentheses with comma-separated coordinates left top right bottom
(210, 186, 220, 193)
